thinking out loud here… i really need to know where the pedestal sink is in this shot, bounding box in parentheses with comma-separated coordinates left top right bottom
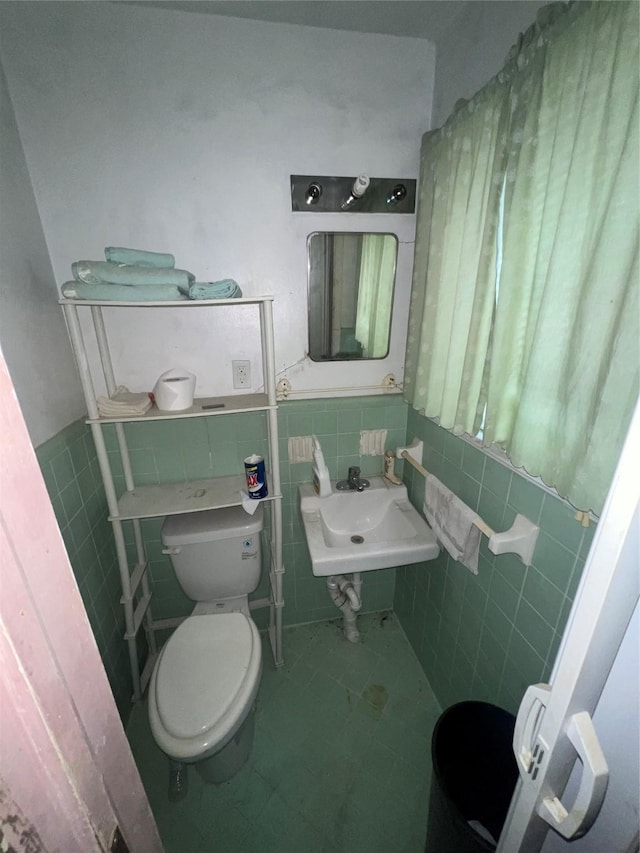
(299, 476, 440, 577)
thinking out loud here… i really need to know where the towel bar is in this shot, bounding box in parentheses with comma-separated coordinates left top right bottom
(399, 450, 495, 538)
(398, 447, 540, 566)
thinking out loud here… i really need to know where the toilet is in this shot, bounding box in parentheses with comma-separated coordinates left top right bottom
(148, 504, 264, 785)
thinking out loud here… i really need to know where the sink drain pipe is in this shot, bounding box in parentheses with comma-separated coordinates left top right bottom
(327, 573, 362, 643)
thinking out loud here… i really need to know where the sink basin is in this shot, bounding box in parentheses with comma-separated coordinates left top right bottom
(299, 476, 440, 577)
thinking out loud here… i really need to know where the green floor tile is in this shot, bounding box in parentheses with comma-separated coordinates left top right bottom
(127, 612, 441, 853)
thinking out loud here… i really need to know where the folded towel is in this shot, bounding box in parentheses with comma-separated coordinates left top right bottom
(61, 280, 188, 302)
(104, 247, 175, 268)
(96, 386, 153, 418)
(423, 475, 481, 573)
(72, 260, 194, 288)
(179, 279, 242, 300)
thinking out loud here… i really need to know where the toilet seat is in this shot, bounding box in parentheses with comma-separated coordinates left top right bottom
(148, 612, 262, 761)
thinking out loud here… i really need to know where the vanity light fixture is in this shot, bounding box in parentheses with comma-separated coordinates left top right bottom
(341, 174, 370, 209)
(386, 184, 407, 206)
(290, 175, 416, 213)
(305, 183, 323, 205)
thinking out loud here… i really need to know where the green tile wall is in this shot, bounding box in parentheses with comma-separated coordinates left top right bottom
(35, 418, 132, 721)
(394, 408, 597, 715)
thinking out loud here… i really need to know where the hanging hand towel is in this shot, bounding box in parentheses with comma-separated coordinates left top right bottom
(423, 475, 481, 574)
(104, 247, 175, 268)
(72, 260, 194, 288)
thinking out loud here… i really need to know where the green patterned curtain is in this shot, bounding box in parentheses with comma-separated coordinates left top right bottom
(404, 1, 639, 513)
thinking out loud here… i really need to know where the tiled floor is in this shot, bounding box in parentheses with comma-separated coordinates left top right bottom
(127, 612, 441, 853)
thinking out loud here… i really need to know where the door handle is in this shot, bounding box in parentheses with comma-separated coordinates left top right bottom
(513, 683, 551, 776)
(538, 711, 609, 839)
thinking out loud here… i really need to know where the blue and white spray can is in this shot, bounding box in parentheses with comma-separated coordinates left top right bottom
(244, 454, 268, 499)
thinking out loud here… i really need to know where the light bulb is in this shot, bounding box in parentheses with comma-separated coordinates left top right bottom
(341, 174, 370, 209)
(386, 184, 407, 205)
(305, 183, 323, 205)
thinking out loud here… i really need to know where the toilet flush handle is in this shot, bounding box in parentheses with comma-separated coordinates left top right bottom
(162, 547, 182, 555)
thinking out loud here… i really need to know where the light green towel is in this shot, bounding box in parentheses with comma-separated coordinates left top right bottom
(104, 247, 175, 268)
(61, 280, 188, 302)
(180, 279, 243, 300)
(72, 260, 194, 288)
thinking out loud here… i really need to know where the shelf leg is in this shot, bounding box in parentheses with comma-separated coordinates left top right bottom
(133, 517, 157, 659)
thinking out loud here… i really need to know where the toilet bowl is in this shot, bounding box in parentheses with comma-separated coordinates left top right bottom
(147, 504, 265, 786)
(148, 611, 262, 783)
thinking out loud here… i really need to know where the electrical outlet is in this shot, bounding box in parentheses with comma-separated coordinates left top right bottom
(232, 360, 251, 389)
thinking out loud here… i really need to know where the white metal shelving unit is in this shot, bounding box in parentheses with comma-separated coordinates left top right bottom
(60, 295, 284, 701)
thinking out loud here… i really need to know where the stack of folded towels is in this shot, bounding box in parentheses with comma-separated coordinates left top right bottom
(61, 246, 242, 302)
(96, 386, 153, 418)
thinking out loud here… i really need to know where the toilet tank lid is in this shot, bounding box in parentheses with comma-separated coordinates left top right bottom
(162, 504, 264, 546)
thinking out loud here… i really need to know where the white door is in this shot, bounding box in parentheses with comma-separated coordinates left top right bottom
(497, 400, 640, 853)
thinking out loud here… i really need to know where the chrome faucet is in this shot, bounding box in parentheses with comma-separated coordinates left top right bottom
(336, 466, 370, 492)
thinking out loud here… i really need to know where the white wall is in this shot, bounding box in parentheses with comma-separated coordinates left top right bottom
(0, 2, 434, 400)
(431, 0, 544, 128)
(0, 64, 86, 446)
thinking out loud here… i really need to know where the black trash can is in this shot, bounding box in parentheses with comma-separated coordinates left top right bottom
(425, 701, 518, 852)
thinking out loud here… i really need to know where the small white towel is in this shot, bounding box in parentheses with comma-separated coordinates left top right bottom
(96, 386, 152, 418)
(423, 475, 481, 574)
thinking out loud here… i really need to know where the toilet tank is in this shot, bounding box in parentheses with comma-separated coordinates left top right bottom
(161, 505, 264, 602)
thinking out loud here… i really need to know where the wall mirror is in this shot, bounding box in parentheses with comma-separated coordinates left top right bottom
(307, 232, 398, 361)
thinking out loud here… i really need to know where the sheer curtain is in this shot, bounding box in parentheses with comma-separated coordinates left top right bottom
(404, 72, 511, 435)
(355, 234, 396, 358)
(405, 1, 639, 513)
(483, 1, 639, 512)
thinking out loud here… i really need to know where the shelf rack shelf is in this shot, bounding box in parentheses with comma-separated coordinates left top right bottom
(113, 475, 280, 521)
(86, 393, 272, 424)
(60, 295, 284, 702)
